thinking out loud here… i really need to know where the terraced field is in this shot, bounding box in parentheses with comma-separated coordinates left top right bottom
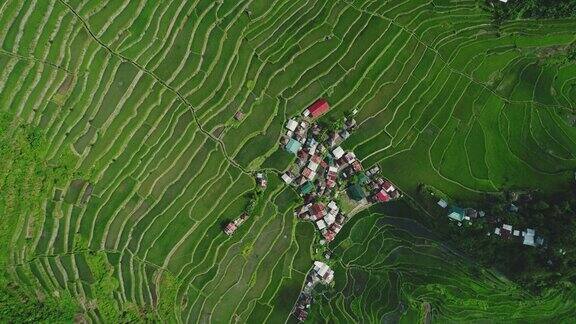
(311, 203, 576, 322)
(0, 0, 575, 322)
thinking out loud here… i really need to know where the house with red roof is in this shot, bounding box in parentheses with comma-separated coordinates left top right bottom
(381, 180, 395, 192)
(304, 99, 330, 118)
(224, 222, 237, 235)
(323, 230, 335, 242)
(374, 190, 390, 202)
(310, 203, 326, 220)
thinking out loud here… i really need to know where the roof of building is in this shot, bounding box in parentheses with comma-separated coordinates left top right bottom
(347, 184, 366, 201)
(382, 181, 395, 192)
(437, 199, 448, 208)
(449, 206, 465, 215)
(357, 172, 370, 184)
(234, 110, 244, 120)
(324, 213, 336, 225)
(307, 99, 330, 118)
(302, 167, 315, 180)
(448, 213, 463, 222)
(300, 181, 314, 195)
(351, 160, 362, 172)
(374, 190, 390, 202)
(286, 119, 298, 131)
(224, 222, 237, 235)
(308, 161, 319, 172)
(285, 138, 302, 154)
(327, 201, 338, 210)
(332, 146, 345, 159)
(523, 235, 535, 246)
(311, 203, 325, 217)
(281, 173, 293, 184)
(344, 152, 356, 163)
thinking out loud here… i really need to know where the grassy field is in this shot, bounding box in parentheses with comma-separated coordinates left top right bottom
(0, 0, 575, 322)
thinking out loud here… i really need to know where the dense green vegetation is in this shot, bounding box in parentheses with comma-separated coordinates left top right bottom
(430, 186, 576, 294)
(0, 113, 78, 321)
(0, 0, 574, 322)
(491, 0, 576, 21)
(311, 203, 576, 322)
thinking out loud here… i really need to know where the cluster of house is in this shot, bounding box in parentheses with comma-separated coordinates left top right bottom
(296, 201, 344, 243)
(280, 100, 360, 196)
(492, 225, 544, 247)
(223, 213, 248, 235)
(278, 99, 402, 322)
(438, 200, 544, 247)
(292, 261, 334, 321)
(280, 99, 402, 247)
(281, 98, 401, 201)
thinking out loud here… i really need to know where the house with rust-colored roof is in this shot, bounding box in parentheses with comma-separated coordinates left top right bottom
(311, 203, 326, 220)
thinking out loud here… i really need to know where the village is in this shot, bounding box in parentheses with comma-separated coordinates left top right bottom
(278, 98, 403, 321)
(223, 98, 404, 321)
(221, 98, 549, 322)
(279, 99, 554, 321)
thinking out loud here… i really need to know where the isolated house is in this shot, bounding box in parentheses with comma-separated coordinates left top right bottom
(234, 110, 244, 120)
(256, 173, 267, 188)
(224, 222, 237, 235)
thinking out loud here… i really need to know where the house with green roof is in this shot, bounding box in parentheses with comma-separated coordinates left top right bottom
(300, 181, 314, 195)
(347, 184, 365, 201)
(285, 138, 302, 154)
(356, 172, 370, 185)
(447, 206, 465, 222)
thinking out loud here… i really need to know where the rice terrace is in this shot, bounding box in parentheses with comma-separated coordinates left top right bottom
(1, 0, 576, 322)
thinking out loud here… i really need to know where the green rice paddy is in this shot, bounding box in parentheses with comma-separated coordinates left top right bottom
(0, 0, 575, 322)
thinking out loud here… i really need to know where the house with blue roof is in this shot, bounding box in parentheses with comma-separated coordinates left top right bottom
(447, 206, 465, 222)
(285, 138, 302, 154)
